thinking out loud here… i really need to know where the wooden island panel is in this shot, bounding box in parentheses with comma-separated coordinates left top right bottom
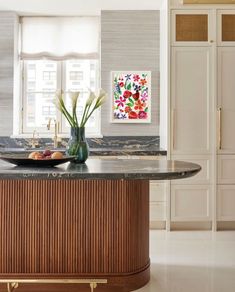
(0, 179, 150, 292)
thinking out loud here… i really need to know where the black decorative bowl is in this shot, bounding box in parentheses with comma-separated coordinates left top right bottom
(0, 153, 75, 167)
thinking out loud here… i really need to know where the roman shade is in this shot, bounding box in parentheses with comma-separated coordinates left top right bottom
(20, 17, 100, 60)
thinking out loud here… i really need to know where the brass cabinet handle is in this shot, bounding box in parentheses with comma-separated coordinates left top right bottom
(218, 107, 222, 150)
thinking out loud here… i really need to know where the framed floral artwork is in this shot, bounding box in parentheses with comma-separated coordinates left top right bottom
(111, 71, 151, 123)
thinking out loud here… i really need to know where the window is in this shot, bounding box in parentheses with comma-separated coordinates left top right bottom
(19, 16, 100, 137)
(42, 105, 56, 116)
(43, 71, 56, 81)
(22, 59, 100, 135)
(69, 71, 83, 80)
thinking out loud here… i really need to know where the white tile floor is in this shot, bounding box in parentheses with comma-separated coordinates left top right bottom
(136, 231, 235, 292)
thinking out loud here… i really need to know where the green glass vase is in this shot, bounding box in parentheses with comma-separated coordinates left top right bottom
(67, 127, 89, 163)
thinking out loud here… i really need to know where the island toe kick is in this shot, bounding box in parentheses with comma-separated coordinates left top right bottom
(0, 179, 150, 292)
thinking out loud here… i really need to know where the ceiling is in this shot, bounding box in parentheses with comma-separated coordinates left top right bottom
(0, 0, 163, 16)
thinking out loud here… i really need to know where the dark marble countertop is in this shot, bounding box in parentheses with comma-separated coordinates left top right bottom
(0, 159, 201, 180)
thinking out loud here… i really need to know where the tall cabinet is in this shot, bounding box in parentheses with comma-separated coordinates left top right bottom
(170, 6, 235, 230)
(217, 10, 235, 229)
(170, 9, 215, 229)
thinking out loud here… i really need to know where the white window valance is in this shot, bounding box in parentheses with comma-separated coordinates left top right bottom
(20, 17, 100, 60)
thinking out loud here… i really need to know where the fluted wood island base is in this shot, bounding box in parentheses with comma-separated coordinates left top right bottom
(0, 179, 150, 292)
(0, 158, 201, 292)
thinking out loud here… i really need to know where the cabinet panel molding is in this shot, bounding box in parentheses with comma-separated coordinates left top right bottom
(217, 48, 235, 153)
(171, 47, 212, 154)
(150, 182, 166, 201)
(150, 202, 166, 221)
(171, 185, 212, 221)
(217, 155, 235, 184)
(217, 185, 235, 220)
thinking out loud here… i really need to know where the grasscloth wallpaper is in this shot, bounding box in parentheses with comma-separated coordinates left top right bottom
(101, 10, 160, 136)
(0, 12, 18, 136)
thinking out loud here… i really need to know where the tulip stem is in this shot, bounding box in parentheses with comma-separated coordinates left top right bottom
(83, 104, 98, 126)
(80, 104, 89, 128)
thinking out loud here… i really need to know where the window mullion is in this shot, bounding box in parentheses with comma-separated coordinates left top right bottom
(56, 61, 63, 133)
(21, 61, 26, 134)
(61, 60, 68, 134)
(22, 60, 28, 134)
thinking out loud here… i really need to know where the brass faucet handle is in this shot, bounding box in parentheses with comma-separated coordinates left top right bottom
(46, 118, 61, 148)
(60, 139, 68, 147)
(47, 118, 58, 130)
(47, 118, 52, 130)
(55, 121, 60, 134)
(29, 130, 40, 149)
(29, 141, 38, 149)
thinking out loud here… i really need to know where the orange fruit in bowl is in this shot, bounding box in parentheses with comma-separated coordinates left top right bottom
(28, 151, 40, 159)
(34, 153, 44, 160)
(51, 152, 63, 159)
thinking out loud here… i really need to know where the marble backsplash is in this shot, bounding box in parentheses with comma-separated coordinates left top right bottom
(0, 136, 160, 150)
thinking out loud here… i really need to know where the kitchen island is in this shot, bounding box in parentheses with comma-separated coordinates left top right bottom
(0, 158, 200, 292)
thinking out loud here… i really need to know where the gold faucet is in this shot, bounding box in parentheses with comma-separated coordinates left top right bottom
(47, 118, 61, 148)
(29, 130, 39, 149)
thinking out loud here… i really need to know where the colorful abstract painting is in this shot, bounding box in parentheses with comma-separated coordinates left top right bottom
(111, 71, 151, 123)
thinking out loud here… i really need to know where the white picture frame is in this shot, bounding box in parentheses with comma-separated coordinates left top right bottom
(111, 71, 151, 123)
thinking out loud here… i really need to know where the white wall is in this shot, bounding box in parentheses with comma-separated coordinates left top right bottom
(0, 0, 165, 16)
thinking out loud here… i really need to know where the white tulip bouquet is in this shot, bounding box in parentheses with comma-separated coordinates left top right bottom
(54, 89, 106, 128)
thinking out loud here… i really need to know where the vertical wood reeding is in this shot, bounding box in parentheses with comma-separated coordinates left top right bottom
(0, 179, 149, 276)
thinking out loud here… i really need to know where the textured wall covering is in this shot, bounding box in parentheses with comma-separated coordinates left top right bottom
(101, 10, 160, 136)
(0, 12, 18, 135)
